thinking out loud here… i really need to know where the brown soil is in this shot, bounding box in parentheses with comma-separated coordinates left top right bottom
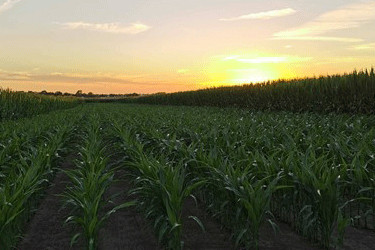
(17, 156, 83, 250)
(17, 158, 375, 250)
(98, 173, 160, 250)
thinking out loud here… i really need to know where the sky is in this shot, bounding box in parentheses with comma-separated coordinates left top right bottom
(0, 0, 374, 94)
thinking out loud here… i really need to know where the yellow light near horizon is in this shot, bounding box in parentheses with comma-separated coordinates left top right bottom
(228, 69, 276, 84)
(201, 53, 304, 88)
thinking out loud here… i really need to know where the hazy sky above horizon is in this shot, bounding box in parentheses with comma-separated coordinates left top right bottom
(1, 0, 374, 94)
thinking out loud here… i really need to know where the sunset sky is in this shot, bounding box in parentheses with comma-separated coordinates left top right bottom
(1, 0, 374, 94)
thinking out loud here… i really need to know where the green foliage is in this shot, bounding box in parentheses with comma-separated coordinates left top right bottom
(62, 115, 134, 250)
(99, 104, 375, 249)
(131, 69, 375, 114)
(0, 88, 81, 121)
(0, 122, 75, 249)
(2, 103, 375, 249)
(111, 119, 205, 250)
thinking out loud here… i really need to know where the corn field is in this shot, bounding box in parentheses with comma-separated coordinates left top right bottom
(102, 104, 375, 249)
(1, 86, 375, 249)
(130, 69, 375, 114)
(0, 88, 81, 121)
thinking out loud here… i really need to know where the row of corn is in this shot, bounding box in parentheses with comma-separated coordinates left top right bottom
(109, 117, 205, 250)
(131, 69, 375, 114)
(0, 107, 83, 249)
(0, 88, 81, 121)
(2, 103, 375, 249)
(100, 104, 375, 249)
(62, 112, 135, 250)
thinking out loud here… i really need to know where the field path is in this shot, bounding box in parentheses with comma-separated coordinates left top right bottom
(98, 171, 160, 250)
(17, 155, 83, 250)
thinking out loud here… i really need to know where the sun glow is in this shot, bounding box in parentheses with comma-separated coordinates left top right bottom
(200, 52, 308, 87)
(202, 54, 283, 87)
(227, 68, 277, 84)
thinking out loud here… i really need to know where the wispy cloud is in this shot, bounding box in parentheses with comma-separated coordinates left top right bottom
(238, 57, 288, 63)
(0, 69, 34, 80)
(0, 69, 149, 85)
(226, 69, 259, 72)
(274, 1, 375, 42)
(177, 69, 189, 74)
(220, 8, 296, 21)
(223, 55, 312, 64)
(350, 42, 375, 50)
(312, 56, 367, 65)
(57, 21, 151, 34)
(0, 0, 20, 13)
(275, 36, 363, 43)
(222, 55, 240, 60)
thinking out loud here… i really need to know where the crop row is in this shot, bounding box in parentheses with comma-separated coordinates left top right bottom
(96, 104, 375, 249)
(2, 103, 375, 250)
(0, 107, 85, 249)
(0, 88, 81, 121)
(62, 112, 135, 250)
(130, 69, 375, 114)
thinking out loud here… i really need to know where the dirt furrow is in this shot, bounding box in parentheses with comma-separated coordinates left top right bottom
(17, 156, 83, 250)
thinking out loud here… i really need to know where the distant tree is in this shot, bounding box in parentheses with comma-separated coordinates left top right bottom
(55, 91, 62, 96)
(75, 90, 83, 96)
(41, 90, 47, 95)
(87, 92, 94, 96)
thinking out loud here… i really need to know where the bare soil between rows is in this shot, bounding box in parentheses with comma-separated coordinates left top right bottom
(17, 157, 375, 250)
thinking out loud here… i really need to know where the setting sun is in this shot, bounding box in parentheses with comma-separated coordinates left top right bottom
(201, 52, 302, 87)
(229, 69, 274, 85)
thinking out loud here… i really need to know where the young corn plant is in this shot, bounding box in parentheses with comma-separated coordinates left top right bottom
(0, 124, 71, 249)
(125, 147, 205, 250)
(62, 121, 134, 250)
(87, 102, 375, 248)
(289, 148, 348, 249)
(201, 154, 281, 250)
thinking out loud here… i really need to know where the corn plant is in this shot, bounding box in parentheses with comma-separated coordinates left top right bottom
(126, 153, 205, 250)
(0, 123, 73, 249)
(62, 119, 134, 250)
(80, 103, 375, 249)
(0, 87, 80, 121)
(127, 68, 375, 114)
(195, 149, 282, 250)
(110, 118, 206, 250)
